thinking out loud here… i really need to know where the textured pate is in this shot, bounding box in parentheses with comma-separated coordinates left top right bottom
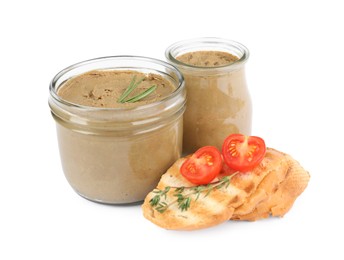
(57, 70, 176, 108)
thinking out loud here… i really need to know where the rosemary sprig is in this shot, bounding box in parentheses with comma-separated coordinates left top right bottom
(149, 173, 238, 213)
(117, 76, 157, 103)
(125, 85, 157, 103)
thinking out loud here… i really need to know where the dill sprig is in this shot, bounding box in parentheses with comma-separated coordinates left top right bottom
(117, 75, 157, 103)
(149, 173, 238, 213)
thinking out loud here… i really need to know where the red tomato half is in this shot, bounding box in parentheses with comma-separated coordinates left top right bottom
(222, 134, 266, 172)
(180, 146, 222, 185)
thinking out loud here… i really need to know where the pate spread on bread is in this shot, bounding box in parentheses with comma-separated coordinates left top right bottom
(142, 148, 310, 230)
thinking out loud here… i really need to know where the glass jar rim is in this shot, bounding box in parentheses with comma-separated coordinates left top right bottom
(49, 55, 185, 112)
(165, 37, 249, 71)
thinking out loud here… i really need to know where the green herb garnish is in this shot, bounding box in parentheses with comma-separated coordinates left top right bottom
(117, 75, 157, 103)
(149, 173, 238, 213)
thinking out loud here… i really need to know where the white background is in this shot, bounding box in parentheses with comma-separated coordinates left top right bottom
(1, 0, 343, 259)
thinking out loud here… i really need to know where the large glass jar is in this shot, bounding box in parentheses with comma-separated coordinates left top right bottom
(49, 56, 186, 204)
(166, 37, 252, 154)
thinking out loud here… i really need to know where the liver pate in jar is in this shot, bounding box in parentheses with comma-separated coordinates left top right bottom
(49, 56, 186, 204)
(166, 38, 252, 154)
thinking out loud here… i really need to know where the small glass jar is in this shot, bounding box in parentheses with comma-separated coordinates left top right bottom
(166, 37, 252, 154)
(49, 56, 186, 204)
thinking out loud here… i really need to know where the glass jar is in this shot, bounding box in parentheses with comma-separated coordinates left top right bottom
(166, 37, 252, 154)
(49, 56, 186, 204)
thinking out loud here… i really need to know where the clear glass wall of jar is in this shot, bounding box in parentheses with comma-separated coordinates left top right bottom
(49, 56, 186, 204)
(166, 38, 252, 154)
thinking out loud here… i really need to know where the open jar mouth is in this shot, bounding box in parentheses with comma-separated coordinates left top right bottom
(48, 56, 186, 134)
(165, 37, 249, 72)
(49, 55, 184, 111)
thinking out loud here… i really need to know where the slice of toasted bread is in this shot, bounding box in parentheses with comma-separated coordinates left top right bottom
(142, 148, 291, 230)
(232, 153, 310, 221)
(142, 158, 235, 231)
(231, 148, 289, 217)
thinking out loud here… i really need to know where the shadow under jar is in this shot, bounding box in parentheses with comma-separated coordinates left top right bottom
(49, 56, 186, 204)
(166, 37, 252, 154)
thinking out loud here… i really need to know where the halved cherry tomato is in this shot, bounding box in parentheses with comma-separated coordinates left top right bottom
(222, 134, 266, 172)
(180, 146, 222, 185)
